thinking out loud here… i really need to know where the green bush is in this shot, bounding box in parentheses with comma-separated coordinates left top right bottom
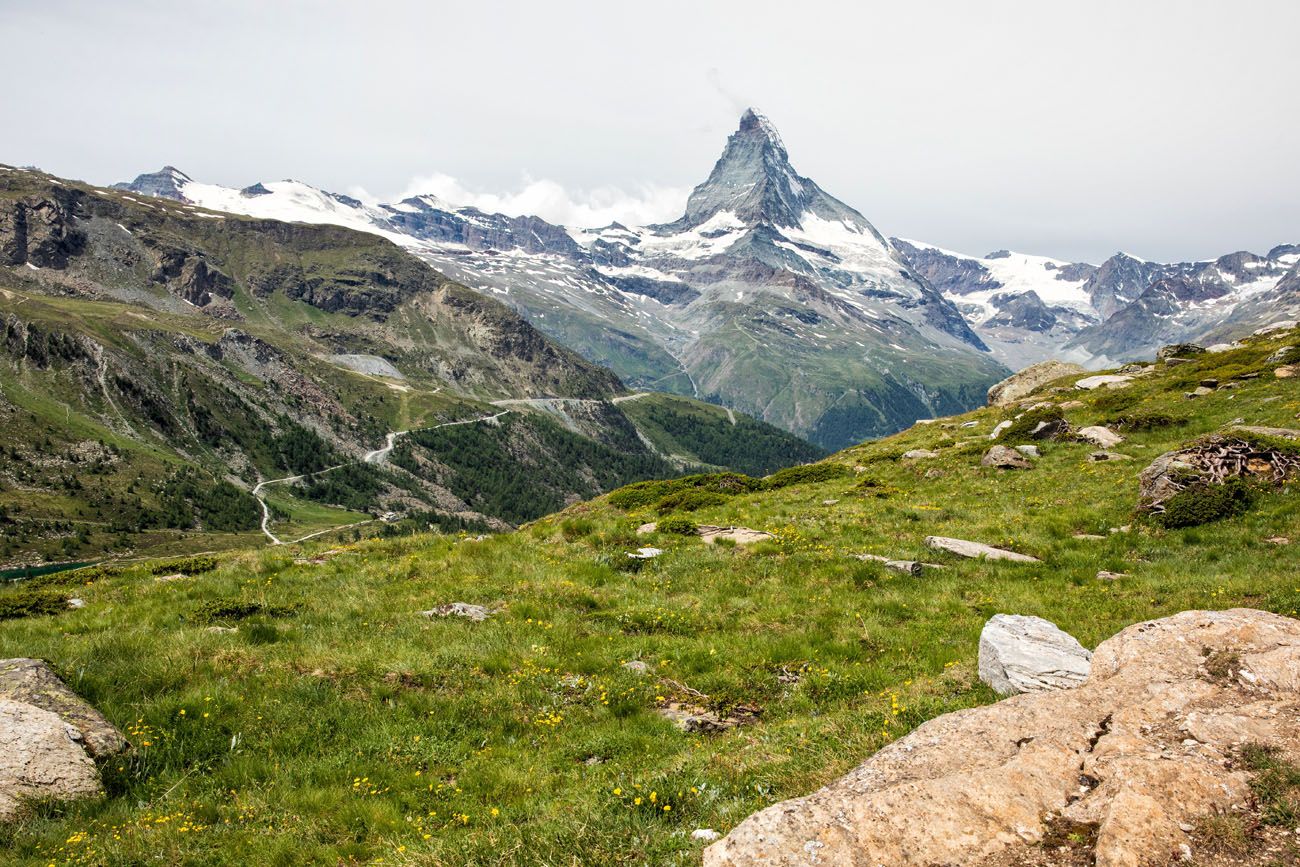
(762, 462, 851, 490)
(607, 472, 760, 512)
(194, 600, 298, 623)
(655, 490, 728, 516)
(0, 588, 69, 620)
(656, 516, 698, 535)
(1154, 479, 1257, 528)
(148, 555, 218, 576)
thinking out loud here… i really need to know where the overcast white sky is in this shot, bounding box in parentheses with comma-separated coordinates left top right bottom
(4, 0, 1296, 262)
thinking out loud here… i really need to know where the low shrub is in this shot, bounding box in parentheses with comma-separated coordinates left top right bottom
(148, 555, 218, 577)
(194, 599, 298, 623)
(606, 472, 760, 511)
(1091, 388, 1141, 414)
(656, 516, 698, 535)
(1154, 479, 1257, 528)
(655, 490, 728, 515)
(0, 588, 70, 620)
(762, 462, 851, 490)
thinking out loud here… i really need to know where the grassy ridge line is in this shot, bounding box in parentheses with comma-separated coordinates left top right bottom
(0, 329, 1298, 864)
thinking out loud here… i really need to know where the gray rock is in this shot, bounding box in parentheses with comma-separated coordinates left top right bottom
(627, 547, 663, 559)
(0, 698, 103, 821)
(925, 536, 1041, 563)
(1074, 374, 1133, 391)
(1157, 343, 1205, 361)
(422, 603, 491, 622)
(989, 420, 1012, 439)
(1088, 450, 1132, 462)
(1015, 445, 1040, 458)
(981, 445, 1031, 469)
(977, 614, 1092, 696)
(1096, 571, 1127, 581)
(1076, 426, 1124, 448)
(986, 360, 1087, 407)
(1185, 386, 1214, 398)
(621, 660, 650, 675)
(901, 449, 939, 460)
(0, 659, 129, 759)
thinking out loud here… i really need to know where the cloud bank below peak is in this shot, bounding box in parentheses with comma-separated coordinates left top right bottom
(353, 173, 690, 229)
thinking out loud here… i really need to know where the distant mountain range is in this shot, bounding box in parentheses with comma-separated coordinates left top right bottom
(113, 110, 1298, 449)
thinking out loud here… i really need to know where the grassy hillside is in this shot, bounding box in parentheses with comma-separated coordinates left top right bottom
(1, 329, 1298, 865)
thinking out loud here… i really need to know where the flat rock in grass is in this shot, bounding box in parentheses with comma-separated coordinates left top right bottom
(0, 659, 128, 759)
(1088, 450, 1131, 462)
(1096, 571, 1127, 581)
(978, 614, 1092, 696)
(981, 445, 1031, 469)
(989, 420, 1012, 439)
(1015, 444, 1040, 458)
(657, 701, 760, 734)
(692, 829, 722, 843)
(1073, 533, 1106, 540)
(627, 547, 663, 559)
(1058, 399, 1085, 410)
(0, 698, 103, 822)
(1275, 365, 1297, 378)
(901, 449, 938, 460)
(705, 609, 1300, 867)
(1076, 426, 1124, 447)
(621, 660, 650, 675)
(422, 603, 491, 622)
(154, 573, 188, 583)
(925, 536, 1040, 563)
(1185, 386, 1214, 398)
(698, 526, 772, 545)
(635, 522, 658, 536)
(1266, 536, 1291, 545)
(855, 554, 942, 576)
(1074, 374, 1132, 391)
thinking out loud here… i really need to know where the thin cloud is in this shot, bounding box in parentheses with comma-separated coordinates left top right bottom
(355, 174, 690, 229)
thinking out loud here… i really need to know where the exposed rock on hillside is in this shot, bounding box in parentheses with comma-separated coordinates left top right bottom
(705, 609, 1300, 867)
(978, 614, 1091, 695)
(987, 360, 1086, 406)
(0, 658, 129, 758)
(0, 659, 127, 821)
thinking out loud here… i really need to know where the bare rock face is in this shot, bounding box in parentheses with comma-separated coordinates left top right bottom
(704, 609, 1300, 867)
(982, 445, 1032, 470)
(987, 361, 1087, 407)
(1077, 426, 1124, 448)
(0, 658, 129, 759)
(978, 614, 1092, 696)
(0, 698, 103, 821)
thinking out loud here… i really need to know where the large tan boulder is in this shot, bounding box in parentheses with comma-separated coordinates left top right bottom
(0, 698, 103, 821)
(704, 609, 1300, 867)
(987, 361, 1087, 407)
(0, 658, 128, 758)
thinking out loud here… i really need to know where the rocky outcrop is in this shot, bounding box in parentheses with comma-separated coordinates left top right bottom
(978, 614, 1092, 696)
(981, 445, 1031, 469)
(987, 360, 1087, 406)
(0, 699, 103, 821)
(0, 194, 86, 268)
(0, 659, 127, 821)
(0, 659, 129, 759)
(705, 609, 1300, 867)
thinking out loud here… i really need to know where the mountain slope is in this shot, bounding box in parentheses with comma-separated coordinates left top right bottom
(118, 110, 1009, 450)
(892, 239, 1300, 367)
(4, 324, 1299, 864)
(0, 165, 819, 567)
